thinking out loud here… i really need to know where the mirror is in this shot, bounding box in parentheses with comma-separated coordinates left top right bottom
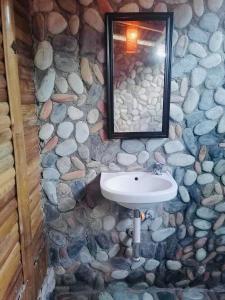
(106, 13, 173, 139)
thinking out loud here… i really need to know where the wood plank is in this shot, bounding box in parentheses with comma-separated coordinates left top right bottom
(1, 1, 33, 298)
(0, 154, 14, 174)
(0, 223, 19, 268)
(0, 87, 8, 101)
(21, 93, 35, 104)
(0, 197, 17, 227)
(0, 141, 13, 159)
(0, 74, 7, 88)
(5, 267, 23, 300)
(16, 27, 32, 46)
(0, 180, 15, 208)
(19, 65, 33, 80)
(0, 101, 9, 115)
(0, 115, 10, 131)
(17, 54, 33, 68)
(0, 168, 15, 186)
(0, 242, 21, 299)
(14, 11, 30, 34)
(30, 184, 40, 212)
(0, 210, 18, 238)
(0, 128, 12, 142)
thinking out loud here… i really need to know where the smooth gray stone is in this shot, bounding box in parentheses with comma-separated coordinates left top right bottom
(152, 228, 176, 242)
(50, 103, 67, 124)
(205, 65, 225, 89)
(172, 55, 197, 78)
(188, 25, 209, 43)
(214, 160, 225, 176)
(121, 140, 145, 154)
(198, 134, 218, 145)
(186, 111, 204, 128)
(193, 219, 211, 230)
(194, 120, 217, 135)
(196, 207, 218, 220)
(54, 51, 78, 73)
(199, 12, 219, 32)
(183, 128, 198, 155)
(199, 89, 214, 110)
(36, 68, 55, 102)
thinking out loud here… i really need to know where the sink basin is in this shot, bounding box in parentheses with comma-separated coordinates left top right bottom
(100, 171, 178, 209)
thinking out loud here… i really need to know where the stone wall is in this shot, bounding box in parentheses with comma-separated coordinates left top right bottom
(33, 0, 225, 292)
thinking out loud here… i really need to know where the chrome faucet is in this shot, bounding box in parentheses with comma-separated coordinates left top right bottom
(153, 162, 164, 175)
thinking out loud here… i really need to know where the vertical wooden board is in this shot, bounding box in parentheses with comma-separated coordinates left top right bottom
(1, 0, 33, 298)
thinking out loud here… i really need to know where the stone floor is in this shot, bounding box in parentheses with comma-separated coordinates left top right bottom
(53, 282, 225, 300)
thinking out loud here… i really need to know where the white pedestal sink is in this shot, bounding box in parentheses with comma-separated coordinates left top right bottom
(100, 171, 178, 260)
(100, 171, 178, 210)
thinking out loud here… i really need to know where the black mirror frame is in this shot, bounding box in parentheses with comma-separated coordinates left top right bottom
(105, 12, 174, 140)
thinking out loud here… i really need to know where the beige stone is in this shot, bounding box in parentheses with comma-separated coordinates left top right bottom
(92, 64, 104, 85)
(139, 0, 154, 9)
(47, 12, 67, 35)
(83, 8, 104, 33)
(119, 3, 140, 12)
(69, 15, 80, 35)
(79, 0, 93, 6)
(81, 57, 93, 85)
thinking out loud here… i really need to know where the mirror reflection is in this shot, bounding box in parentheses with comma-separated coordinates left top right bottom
(113, 20, 167, 133)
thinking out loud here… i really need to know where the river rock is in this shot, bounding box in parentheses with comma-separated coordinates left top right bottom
(208, 0, 224, 12)
(39, 123, 54, 140)
(215, 88, 225, 106)
(199, 54, 222, 69)
(206, 106, 223, 120)
(138, 0, 154, 9)
(83, 8, 104, 33)
(170, 104, 184, 122)
(75, 121, 89, 144)
(81, 57, 93, 85)
(188, 42, 207, 58)
(193, 219, 211, 230)
(57, 0, 76, 13)
(68, 106, 83, 121)
(69, 15, 80, 35)
(119, 3, 140, 12)
(56, 157, 71, 174)
(121, 140, 145, 154)
(193, 0, 204, 17)
(117, 153, 137, 166)
(57, 121, 74, 139)
(196, 248, 207, 261)
(37, 68, 55, 102)
(172, 55, 197, 78)
(34, 41, 53, 71)
(43, 181, 57, 204)
(188, 25, 209, 43)
(196, 207, 218, 220)
(146, 139, 167, 153)
(214, 160, 225, 176)
(47, 12, 67, 35)
(111, 270, 129, 280)
(184, 170, 197, 186)
(54, 52, 77, 73)
(174, 4, 192, 29)
(167, 153, 195, 167)
(152, 228, 176, 242)
(50, 104, 67, 124)
(209, 31, 223, 52)
(175, 35, 189, 57)
(197, 173, 214, 185)
(68, 73, 84, 95)
(55, 76, 68, 93)
(164, 140, 184, 154)
(191, 67, 207, 87)
(179, 186, 190, 203)
(55, 139, 77, 156)
(194, 120, 217, 135)
(183, 128, 198, 156)
(183, 88, 200, 114)
(218, 114, 225, 133)
(138, 151, 150, 164)
(166, 260, 182, 271)
(87, 109, 99, 124)
(154, 3, 167, 12)
(144, 259, 160, 271)
(199, 12, 219, 32)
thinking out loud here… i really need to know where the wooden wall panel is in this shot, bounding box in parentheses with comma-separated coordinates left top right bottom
(0, 0, 47, 299)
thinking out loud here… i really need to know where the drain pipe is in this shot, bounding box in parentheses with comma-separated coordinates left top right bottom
(133, 209, 141, 261)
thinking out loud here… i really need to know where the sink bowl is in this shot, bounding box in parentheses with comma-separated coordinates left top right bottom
(100, 171, 178, 209)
